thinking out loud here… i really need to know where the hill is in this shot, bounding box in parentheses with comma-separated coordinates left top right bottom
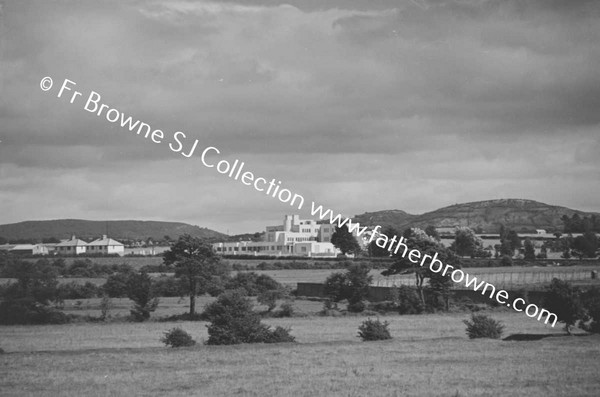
(352, 210, 416, 230)
(354, 199, 599, 233)
(0, 219, 227, 242)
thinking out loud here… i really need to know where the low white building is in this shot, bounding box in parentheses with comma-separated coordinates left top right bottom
(8, 244, 49, 255)
(214, 215, 358, 257)
(55, 236, 88, 255)
(87, 235, 125, 256)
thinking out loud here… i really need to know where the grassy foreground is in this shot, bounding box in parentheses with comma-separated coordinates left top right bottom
(1, 311, 600, 396)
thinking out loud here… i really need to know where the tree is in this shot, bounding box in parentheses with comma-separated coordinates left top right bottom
(523, 238, 536, 261)
(163, 234, 228, 315)
(383, 228, 460, 308)
(126, 271, 159, 321)
(544, 278, 585, 334)
(498, 226, 521, 257)
(424, 225, 440, 240)
(572, 231, 598, 259)
(345, 263, 372, 311)
(203, 290, 294, 345)
(2, 259, 59, 304)
(368, 227, 398, 257)
(331, 225, 361, 256)
(323, 263, 372, 312)
(451, 227, 483, 257)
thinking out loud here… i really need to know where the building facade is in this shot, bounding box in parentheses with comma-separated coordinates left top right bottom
(55, 236, 89, 255)
(213, 215, 348, 257)
(87, 235, 125, 256)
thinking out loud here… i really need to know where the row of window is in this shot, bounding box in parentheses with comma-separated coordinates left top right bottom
(216, 245, 285, 252)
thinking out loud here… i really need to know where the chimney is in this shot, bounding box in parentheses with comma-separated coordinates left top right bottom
(71, 235, 76, 240)
(102, 235, 107, 240)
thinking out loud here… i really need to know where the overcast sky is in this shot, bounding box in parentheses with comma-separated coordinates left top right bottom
(1, 0, 599, 234)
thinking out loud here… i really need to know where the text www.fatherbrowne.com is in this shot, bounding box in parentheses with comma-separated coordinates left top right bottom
(310, 204, 559, 328)
(41, 76, 558, 328)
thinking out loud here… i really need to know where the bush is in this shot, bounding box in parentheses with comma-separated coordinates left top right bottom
(544, 278, 585, 334)
(277, 301, 294, 317)
(262, 326, 296, 343)
(347, 300, 366, 313)
(151, 276, 186, 297)
(357, 318, 392, 341)
(257, 289, 285, 312)
(0, 299, 70, 325)
(580, 287, 600, 333)
(463, 314, 504, 339)
(203, 290, 295, 345)
(161, 327, 196, 348)
(367, 301, 397, 314)
(397, 286, 425, 314)
(500, 255, 513, 267)
(57, 281, 101, 300)
(224, 273, 282, 296)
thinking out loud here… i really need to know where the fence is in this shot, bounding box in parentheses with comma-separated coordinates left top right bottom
(371, 269, 597, 291)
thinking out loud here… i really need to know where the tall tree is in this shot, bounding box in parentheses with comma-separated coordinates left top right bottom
(572, 231, 598, 259)
(368, 226, 398, 257)
(451, 227, 483, 257)
(383, 228, 460, 307)
(523, 238, 536, 261)
(163, 234, 228, 315)
(331, 225, 361, 256)
(126, 271, 159, 321)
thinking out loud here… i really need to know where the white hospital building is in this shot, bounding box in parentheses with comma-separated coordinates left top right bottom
(213, 215, 361, 257)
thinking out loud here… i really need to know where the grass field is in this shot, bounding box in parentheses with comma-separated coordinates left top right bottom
(1, 310, 599, 396)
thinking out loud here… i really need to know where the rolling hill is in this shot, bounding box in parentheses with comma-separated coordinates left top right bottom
(0, 219, 227, 242)
(354, 199, 599, 233)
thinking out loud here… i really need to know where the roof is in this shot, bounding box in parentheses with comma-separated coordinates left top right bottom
(10, 244, 37, 250)
(88, 237, 124, 247)
(56, 238, 88, 247)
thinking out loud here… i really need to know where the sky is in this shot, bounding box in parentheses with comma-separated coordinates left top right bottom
(1, 0, 599, 234)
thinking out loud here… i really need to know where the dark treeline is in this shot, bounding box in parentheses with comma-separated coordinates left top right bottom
(562, 214, 600, 233)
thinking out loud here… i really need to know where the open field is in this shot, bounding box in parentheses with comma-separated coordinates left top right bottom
(1, 311, 599, 396)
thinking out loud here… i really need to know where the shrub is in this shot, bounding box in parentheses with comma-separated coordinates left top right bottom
(347, 300, 366, 313)
(463, 314, 504, 339)
(57, 281, 101, 300)
(0, 299, 70, 325)
(580, 287, 600, 333)
(151, 276, 186, 297)
(224, 273, 282, 296)
(544, 278, 585, 334)
(257, 289, 286, 312)
(367, 301, 397, 314)
(262, 326, 296, 343)
(396, 286, 425, 314)
(127, 272, 159, 322)
(357, 318, 392, 341)
(500, 255, 513, 267)
(277, 301, 295, 317)
(161, 327, 196, 348)
(99, 296, 113, 321)
(203, 290, 295, 345)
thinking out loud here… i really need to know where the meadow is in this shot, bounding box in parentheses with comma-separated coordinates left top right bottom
(1, 308, 599, 396)
(2, 262, 600, 396)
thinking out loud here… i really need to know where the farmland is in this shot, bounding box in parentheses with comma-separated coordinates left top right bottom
(2, 260, 600, 396)
(1, 308, 600, 396)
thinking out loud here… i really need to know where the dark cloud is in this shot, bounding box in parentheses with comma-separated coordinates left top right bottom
(0, 0, 599, 232)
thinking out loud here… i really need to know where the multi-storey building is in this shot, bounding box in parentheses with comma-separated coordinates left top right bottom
(213, 215, 348, 257)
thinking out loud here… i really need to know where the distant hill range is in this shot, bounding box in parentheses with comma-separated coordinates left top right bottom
(353, 199, 599, 234)
(0, 219, 227, 242)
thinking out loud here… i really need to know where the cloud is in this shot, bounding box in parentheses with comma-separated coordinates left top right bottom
(1, 0, 599, 232)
